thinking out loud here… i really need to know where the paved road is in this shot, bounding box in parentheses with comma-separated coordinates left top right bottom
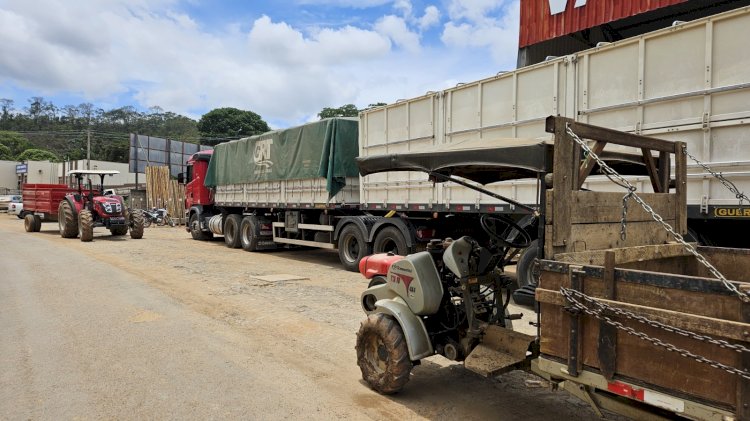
(0, 216, 604, 420)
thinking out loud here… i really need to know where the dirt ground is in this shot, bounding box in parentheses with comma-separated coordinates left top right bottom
(0, 214, 617, 420)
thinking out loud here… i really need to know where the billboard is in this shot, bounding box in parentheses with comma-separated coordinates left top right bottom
(129, 134, 212, 178)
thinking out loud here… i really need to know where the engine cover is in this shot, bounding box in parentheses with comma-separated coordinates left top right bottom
(387, 251, 443, 316)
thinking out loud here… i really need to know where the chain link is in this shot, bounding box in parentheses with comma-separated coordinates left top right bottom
(561, 287, 750, 381)
(683, 148, 750, 206)
(565, 123, 750, 303)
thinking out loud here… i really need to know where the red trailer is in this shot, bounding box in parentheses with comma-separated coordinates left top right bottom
(21, 183, 78, 232)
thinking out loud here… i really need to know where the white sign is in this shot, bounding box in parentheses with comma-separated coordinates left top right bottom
(549, 0, 587, 15)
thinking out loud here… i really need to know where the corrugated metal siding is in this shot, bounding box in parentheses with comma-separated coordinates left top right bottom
(520, 0, 687, 47)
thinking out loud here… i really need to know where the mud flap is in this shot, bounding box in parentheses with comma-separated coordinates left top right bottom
(464, 325, 535, 377)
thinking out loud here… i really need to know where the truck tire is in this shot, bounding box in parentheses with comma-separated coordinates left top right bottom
(189, 213, 213, 241)
(338, 224, 371, 272)
(373, 226, 409, 256)
(129, 209, 145, 239)
(79, 209, 94, 242)
(356, 313, 412, 394)
(24, 214, 36, 232)
(58, 200, 78, 238)
(224, 214, 242, 248)
(516, 240, 539, 289)
(240, 216, 260, 252)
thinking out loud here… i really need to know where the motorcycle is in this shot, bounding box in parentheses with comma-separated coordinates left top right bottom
(143, 207, 175, 227)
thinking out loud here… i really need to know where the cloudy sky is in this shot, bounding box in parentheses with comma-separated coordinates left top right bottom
(0, 0, 521, 128)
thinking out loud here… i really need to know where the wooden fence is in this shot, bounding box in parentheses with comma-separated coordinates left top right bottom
(145, 166, 185, 225)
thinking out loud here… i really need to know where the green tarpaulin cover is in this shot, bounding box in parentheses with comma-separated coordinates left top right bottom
(204, 118, 359, 198)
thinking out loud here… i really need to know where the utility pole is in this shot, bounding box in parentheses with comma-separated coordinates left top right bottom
(87, 129, 91, 170)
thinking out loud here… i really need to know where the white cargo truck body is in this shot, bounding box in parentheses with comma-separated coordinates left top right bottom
(360, 7, 750, 244)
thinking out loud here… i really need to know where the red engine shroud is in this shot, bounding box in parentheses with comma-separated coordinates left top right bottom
(359, 253, 404, 279)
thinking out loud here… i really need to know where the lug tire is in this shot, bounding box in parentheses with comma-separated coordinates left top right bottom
(189, 213, 213, 241)
(373, 226, 409, 256)
(338, 224, 371, 272)
(58, 200, 78, 238)
(224, 214, 242, 248)
(240, 216, 260, 252)
(516, 240, 539, 289)
(23, 214, 36, 232)
(78, 209, 94, 242)
(129, 209, 145, 239)
(356, 313, 412, 394)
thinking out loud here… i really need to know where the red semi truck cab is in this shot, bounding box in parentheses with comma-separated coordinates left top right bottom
(184, 149, 213, 210)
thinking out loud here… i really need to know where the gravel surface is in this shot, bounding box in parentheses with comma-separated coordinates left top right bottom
(0, 215, 617, 420)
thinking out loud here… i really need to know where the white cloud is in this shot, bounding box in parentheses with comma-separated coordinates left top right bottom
(0, 0, 521, 127)
(374, 15, 420, 52)
(418, 6, 440, 30)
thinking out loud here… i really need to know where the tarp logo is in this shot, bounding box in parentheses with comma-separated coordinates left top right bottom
(548, 0, 586, 15)
(253, 139, 274, 174)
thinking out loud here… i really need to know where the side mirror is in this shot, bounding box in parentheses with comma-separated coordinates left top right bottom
(177, 173, 185, 184)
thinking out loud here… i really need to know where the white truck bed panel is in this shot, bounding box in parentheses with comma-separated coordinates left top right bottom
(215, 176, 360, 207)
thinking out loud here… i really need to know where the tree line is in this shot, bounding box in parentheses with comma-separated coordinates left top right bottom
(0, 97, 385, 163)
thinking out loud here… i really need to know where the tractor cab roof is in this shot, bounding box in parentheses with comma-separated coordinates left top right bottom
(66, 170, 120, 176)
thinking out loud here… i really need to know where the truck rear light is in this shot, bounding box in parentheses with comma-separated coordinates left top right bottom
(606, 381, 685, 413)
(416, 227, 436, 240)
(260, 223, 272, 230)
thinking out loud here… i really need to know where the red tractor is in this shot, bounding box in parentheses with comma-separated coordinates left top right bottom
(57, 170, 145, 242)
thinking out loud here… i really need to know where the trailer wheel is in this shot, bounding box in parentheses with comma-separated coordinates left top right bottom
(224, 214, 242, 248)
(79, 210, 94, 242)
(356, 313, 412, 394)
(338, 224, 370, 272)
(516, 240, 539, 288)
(373, 226, 409, 256)
(240, 216, 259, 252)
(189, 213, 213, 241)
(31, 215, 42, 232)
(130, 209, 145, 239)
(58, 200, 78, 238)
(24, 214, 36, 232)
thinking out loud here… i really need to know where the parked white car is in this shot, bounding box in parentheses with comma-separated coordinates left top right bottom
(8, 197, 24, 218)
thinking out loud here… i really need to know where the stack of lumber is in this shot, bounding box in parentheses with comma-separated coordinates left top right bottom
(145, 166, 185, 225)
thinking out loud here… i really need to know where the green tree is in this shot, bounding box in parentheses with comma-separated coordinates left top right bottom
(0, 144, 12, 160)
(0, 131, 30, 155)
(318, 104, 359, 119)
(16, 148, 59, 162)
(197, 107, 270, 146)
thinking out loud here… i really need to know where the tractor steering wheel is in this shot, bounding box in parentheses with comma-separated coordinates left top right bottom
(479, 214, 532, 249)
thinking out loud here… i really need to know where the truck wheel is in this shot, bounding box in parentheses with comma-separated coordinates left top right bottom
(79, 210, 94, 242)
(58, 200, 78, 238)
(516, 240, 539, 288)
(240, 216, 259, 252)
(24, 214, 36, 232)
(189, 213, 213, 241)
(356, 313, 412, 394)
(373, 226, 409, 256)
(129, 209, 145, 239)
(338, 224, 371, 272)
(224, 214, 242, 248)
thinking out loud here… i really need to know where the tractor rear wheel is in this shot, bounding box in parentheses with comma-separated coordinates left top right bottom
(224, 214, 242, 248)
(356, 313, 412, 394)
(130, 209, 144, 239)
(58, 200, 78, 238)
(78, 209, 94, 242)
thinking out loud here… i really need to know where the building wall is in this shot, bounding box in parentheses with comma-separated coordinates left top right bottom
(0, 160, 20, 193)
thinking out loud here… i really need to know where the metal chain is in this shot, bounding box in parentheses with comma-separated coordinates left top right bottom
(561, 287, 750, 381)
(565, 124, 750, 303)
(683, 148, 750, 206)
(562, 287, 750, 354)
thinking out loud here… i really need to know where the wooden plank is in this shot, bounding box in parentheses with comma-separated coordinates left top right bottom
(738, 298, 750, 420)
(545, 220, 674, 255)
(674, 141, 688, 235)
(598, 251, 617, 380)
(546, 191, 675, 225)
(658, 151, 671, 196)
(577, 141, 607, 189)
(554, 243, 692, 266)
(551, 118, 574, 249)
(567, 269, 584, 376)
(546, 117, 675, 153)
(641, 148, 663, 193)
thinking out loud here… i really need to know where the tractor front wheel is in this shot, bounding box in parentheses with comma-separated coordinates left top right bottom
(356, 313, 412, 394)
(79, 210, 94, 242)
(130, 209, 144, 239)
(58, 200, 78, 238)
